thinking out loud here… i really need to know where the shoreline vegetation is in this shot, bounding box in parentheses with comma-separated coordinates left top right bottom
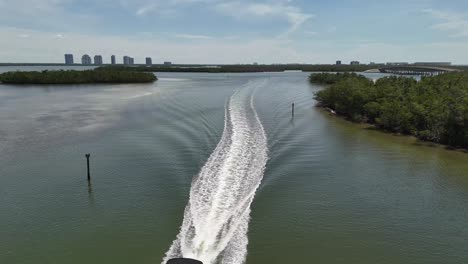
(97, 64, 468, 74)
(97, 65, 383, 73)
(311, 73, 468, 149)
(2, 63, 468, 72)
(0, 69, 157, 84)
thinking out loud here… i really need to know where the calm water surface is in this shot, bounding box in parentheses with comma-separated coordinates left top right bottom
(0, 71, 467, 264)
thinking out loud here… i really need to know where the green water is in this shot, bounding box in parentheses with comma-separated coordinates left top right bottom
(0, 72, 467, 264)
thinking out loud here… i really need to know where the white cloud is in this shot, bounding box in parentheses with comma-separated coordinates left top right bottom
(0, 0, 70, 13)
(304, 31, 318, 36)
(133, 0, 218, 16)
(0, 0, 72, 19)
(136, 3, 159, 16)
(215, 1, 314, 37)
(174, 33, 214, 40)
(2, 3, 468, 64)
(0, 26, 308, 64)
(3, 26, 468, 64)
(423, 8, 468, 37)
(0, 0, 99, 32)
(337, 41, 468, 64)
(132, 1, 313, 38)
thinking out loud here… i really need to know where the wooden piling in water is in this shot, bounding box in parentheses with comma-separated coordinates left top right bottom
(292, 103, 295, 117)
(85, 154, 91, 181)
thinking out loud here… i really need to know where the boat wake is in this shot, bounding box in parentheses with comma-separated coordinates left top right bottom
(162, 81, 269, 264)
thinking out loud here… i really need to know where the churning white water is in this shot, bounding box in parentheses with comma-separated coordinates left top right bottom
(162, 81, 269, 264)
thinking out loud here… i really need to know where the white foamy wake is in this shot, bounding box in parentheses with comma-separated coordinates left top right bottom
(162, 81, 269, 264)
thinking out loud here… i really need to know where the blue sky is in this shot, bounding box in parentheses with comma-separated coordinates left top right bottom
(1, 0, 468, 64)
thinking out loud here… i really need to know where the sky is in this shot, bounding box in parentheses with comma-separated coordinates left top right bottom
(1, 0, 468, 64)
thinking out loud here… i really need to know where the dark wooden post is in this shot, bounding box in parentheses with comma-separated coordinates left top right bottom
(292, 103, 295, 117)
(85, 154, 91, 181)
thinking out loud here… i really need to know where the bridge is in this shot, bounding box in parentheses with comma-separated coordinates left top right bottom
(375, 65, 462, 76)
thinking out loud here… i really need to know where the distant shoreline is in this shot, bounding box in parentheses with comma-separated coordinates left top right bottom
(96, 65, 380, 73)
(2, 64, 467, 73)
(0, 69, 157, 84)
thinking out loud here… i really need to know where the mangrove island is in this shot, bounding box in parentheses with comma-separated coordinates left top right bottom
(0, 69, 157, 84)
(311, 72, 468, 149)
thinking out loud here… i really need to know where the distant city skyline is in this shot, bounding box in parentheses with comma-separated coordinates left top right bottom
(62, 53, 157, 65)
(61, 53, 453, 66)
(2, 0, 468, 64)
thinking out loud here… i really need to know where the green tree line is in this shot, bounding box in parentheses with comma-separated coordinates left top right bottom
(97, 64, 380, 73)
(0, 70, 157, 84)
(309, 72, 369, 84)
(313, 73, 468, 148)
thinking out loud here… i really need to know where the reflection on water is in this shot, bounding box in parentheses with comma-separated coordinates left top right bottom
(87, 181, 95, 206)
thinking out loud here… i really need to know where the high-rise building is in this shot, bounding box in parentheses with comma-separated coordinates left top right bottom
(336, 60, 342, 65)
(146, 57, 152, 65)
(94, 55, 103, 65)
(164, 61, 172, 66)
(111, 55, 116, 65)
(64, 54, 74, 64)
(81, 54, 92, 65)
(350, 61, 360, 65)
(123, 56, 131, 65)
(123, 56, 135, 65)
